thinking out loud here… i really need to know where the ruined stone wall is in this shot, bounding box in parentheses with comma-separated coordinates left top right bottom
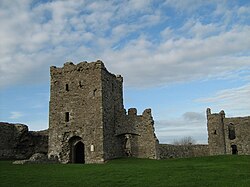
(49, 61, 105, 163)
(207, 108, 250, 156)
(223, 116, 250, 155)
(0, 122, 17, 158)
(0, 122, 48, 160)
(116, 108, 159, 159)
(206, 108, 226, 155)
(159, 144, 209, 159)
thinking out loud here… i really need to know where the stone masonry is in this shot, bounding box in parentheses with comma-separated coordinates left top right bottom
(207, 108, 250, 155)
(48, 60, 159, 163)
(159, 144, 209, 159)
(0, 122, 48, 160)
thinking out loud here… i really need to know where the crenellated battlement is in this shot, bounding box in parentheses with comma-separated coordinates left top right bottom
(51, 60, 104, 69)
(128, 108, 137, 116)
(50, 60, 122, 79)
(206, 108, 225, 117)
(50, 60, 124, 91)
(115, 108, 155, 138)
(126, 108, 152, 117)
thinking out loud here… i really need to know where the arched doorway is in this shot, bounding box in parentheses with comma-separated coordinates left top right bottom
(74, 141, 85, 163)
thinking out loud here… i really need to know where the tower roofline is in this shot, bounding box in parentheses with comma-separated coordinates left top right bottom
(50, 60, 123, 79)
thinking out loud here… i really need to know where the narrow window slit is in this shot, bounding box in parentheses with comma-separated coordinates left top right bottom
(65, 112, 70, 122)
(93, 89, 97, 97)
(66, 84, 69, 91)
(78, 81, 83, 88)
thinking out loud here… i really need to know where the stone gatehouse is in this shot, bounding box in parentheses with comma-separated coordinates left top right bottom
(48, 60, 159, 163)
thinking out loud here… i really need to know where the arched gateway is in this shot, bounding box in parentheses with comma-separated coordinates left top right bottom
(69, 136, 85, 163)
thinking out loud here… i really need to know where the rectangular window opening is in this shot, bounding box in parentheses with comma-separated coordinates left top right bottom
(65, 112, 70, 122)
(66, 84, 69, 91)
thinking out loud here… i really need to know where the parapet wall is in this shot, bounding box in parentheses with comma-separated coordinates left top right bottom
(50, 60, 107, 75)
(159, 144, 209, 159)
(115, 108, 159, 159)
(115, 108, 153, 135)
(0, 122, 48, 160)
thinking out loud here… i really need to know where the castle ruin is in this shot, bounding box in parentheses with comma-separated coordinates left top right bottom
(207, 108, 250, 155)
(1, 60, 249, 163)
(0, 122, 48, 159)
(48, 60, 159, 163)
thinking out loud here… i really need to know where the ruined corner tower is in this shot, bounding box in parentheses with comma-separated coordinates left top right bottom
(206, 108, 226, 155)
(48, 60, 159, 164)
(207, 108, 250, 156)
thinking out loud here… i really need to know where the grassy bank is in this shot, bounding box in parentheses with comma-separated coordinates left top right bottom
(0, 155, 250, 187)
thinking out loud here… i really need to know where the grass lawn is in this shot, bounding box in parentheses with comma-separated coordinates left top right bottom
(0, 155, 250, 187)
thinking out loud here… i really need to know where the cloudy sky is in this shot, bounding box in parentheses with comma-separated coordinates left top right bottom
(0, 0, 250, 144)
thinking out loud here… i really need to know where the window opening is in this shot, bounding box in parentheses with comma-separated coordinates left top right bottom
(228, 125, 236, 140)
(93, 89, 97, 97)
(78, 81, 83, 88)
(65, 112, 70, 122)
(66, 84, 69, 91)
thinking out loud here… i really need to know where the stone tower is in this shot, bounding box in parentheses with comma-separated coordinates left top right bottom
(48, 60, 159, 164)
(207, 108, 250, 155)
(206, 108, 226, 155)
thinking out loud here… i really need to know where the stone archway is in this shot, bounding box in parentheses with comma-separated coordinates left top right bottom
(74, 141, 85, 163)
(69, 136, 85, 163)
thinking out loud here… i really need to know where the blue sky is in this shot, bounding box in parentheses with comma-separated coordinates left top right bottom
(0, 0, 250, 144)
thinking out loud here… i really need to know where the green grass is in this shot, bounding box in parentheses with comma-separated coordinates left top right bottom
(0, 155, 250, 187)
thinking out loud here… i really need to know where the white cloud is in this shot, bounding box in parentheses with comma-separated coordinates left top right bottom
(25, 119, 48, 131)
(160, 27, 173, 39)
(238, 6, 250, 15)
(9, 112, 23, 119)
(105, 25, 250, 87)
(196, 84, 250, 117)
(163, 0, 210, 13)
(183, 112, 205, 122)
(155, 111, 207, 144)
(181, 20, 221, 38)
(0, 0, 249, 89)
